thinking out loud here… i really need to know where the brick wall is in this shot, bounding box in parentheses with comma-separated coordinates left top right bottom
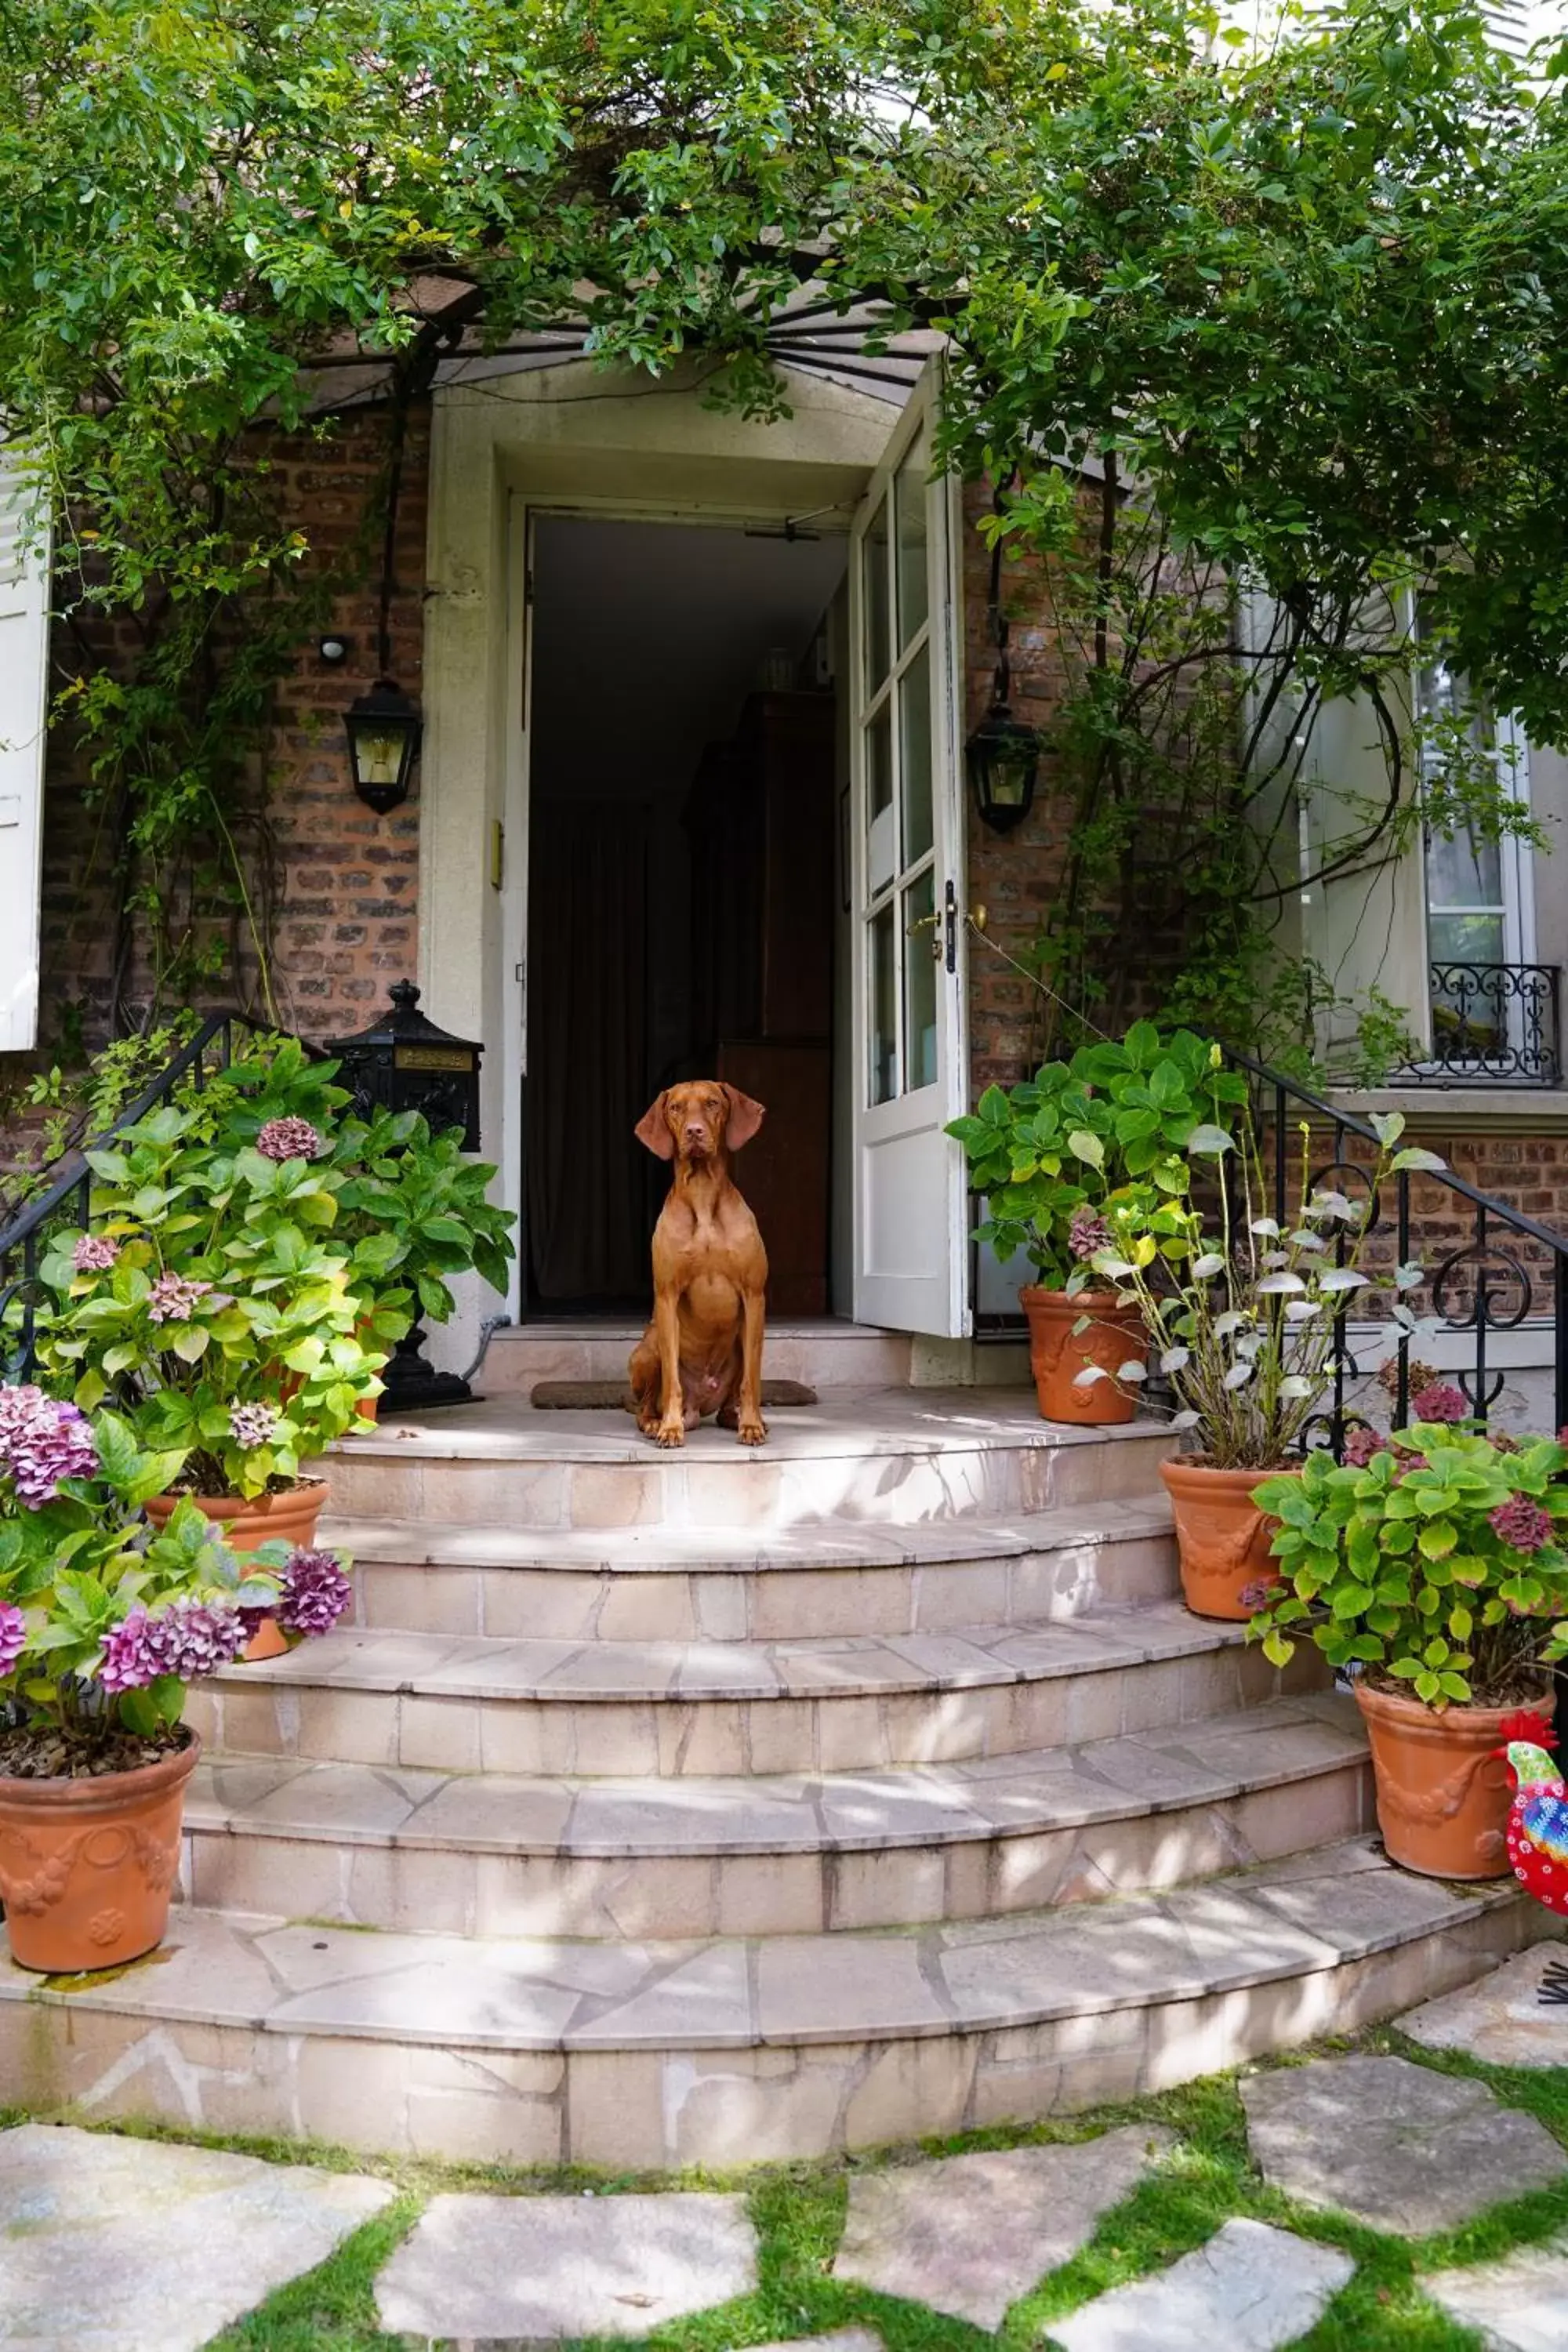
(21, 402, 428, 1062)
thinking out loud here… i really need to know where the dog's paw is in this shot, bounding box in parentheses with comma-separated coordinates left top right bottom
(737, 1416, 768, 1447)
(654, 1420, 687, 1449)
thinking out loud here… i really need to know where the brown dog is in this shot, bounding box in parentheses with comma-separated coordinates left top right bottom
(629, 1080, 768, 1447)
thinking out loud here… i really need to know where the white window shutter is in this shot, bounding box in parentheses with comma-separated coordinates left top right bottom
(0, 450, 50, 1053)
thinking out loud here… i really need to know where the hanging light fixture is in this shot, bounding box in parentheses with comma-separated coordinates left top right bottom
(345, 677, 423, 812)
(343, 406, 423, 813)
(965, 485, 1040, 834)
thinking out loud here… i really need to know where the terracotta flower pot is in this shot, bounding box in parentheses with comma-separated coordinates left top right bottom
(1020, 1286, 1146, 1425)
(1160, 1456, 1298, 1621)
(143, 1480, 326, 1556)
(0, 1733, 198, 1973)
(144, 1483, 326, 1662)
(1356, 1680, 1555, 1880)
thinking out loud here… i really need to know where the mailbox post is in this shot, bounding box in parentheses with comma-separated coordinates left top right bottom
(327, 982, 485, 1411)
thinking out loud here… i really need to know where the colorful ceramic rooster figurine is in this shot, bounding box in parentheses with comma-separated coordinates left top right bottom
(1500, 1710, 1568, 1919)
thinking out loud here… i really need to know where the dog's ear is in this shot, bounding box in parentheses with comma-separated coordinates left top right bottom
(722, 1087, 766, 1151)
(634, 1093, 676, 1160)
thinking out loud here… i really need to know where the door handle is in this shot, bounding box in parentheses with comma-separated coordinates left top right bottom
(944, 878, 957, 975)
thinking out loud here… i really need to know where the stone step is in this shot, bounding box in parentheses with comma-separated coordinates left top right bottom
(182, 1694, 1371, 1938)
(5, 1843, 1539, 2165)
(183, 1602, 1323, 1779)
(481, 1319, 916, 1392)
(325, 1392, 1174, 1530)
(325, 1497, 1179, 1641)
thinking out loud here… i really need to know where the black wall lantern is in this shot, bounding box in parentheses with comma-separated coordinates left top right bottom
(965, 483, 1040, 834)
(326, 981, 484, 1412)
(345, 678, 423, 814)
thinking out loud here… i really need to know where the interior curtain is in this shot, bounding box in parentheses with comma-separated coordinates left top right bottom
(526, 800, 650, 1302)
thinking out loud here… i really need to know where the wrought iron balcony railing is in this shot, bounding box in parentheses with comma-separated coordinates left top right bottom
(1402, 960, 1561, 1086)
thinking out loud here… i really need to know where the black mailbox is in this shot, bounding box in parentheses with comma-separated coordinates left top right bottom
(326, 980, 482, 1151)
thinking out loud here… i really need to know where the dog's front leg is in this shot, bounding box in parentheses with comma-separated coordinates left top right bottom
(653, 1287, 686, 1448)
(736, 1287, 767, 1446)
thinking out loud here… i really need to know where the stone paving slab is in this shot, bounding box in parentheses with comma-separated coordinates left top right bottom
(0, 2123, 392, 2352)
(1240, 2055, 1568, 2235)
(373, 2189, 757, 2341)
(1425, 2236, 1568, 2351)
(831, 2125, 1172, 2328)
(1401, 1943, 1568, 2070)
(1047, 2217, 1353, 2352)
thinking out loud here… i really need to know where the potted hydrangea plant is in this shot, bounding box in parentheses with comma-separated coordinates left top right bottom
(946, 1024, 1242, 1423)
(1250, 1423, 1568, 1878)
(0, 1388, 347, 1972)
(38, 1097, 384, 1586)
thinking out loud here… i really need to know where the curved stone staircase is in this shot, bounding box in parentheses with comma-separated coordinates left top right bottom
(0, 1377, 1541, 2165)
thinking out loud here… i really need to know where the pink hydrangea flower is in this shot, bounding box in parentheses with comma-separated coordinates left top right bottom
(228, 1401, 279, 1450)
(256, 1116, 322, 1162)
(1490, 1494, 1555, 1555)
(278, 1548, 352, 1637)
(71, 1233, 120, 1274)
(97, 1606, 161, 1693)
(1411, 1381, 1468, 1424)
(0, 1605, 26, 1672)
(1341, 1425, 1388, 1468)
(1068, 1210, 1112, 1263)
(0, 1385, 98, 1504)
(146, 1272, 212, 1324)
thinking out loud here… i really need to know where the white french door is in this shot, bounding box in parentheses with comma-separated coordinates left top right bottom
(848, 367, 969, 1336)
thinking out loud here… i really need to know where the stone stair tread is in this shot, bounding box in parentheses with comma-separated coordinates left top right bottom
(211, 1596, 1252, 1704)
(2, 1840, 1520, 2053)
(321, 1495, 1174, 1573)
(333, 1389, 1169, 1465)
(189, 1692, 1365, 1857)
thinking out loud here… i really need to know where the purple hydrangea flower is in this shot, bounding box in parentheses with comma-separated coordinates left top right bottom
(147, 1600, 248, 1678)
(1342, 1425, 1388, 1468)
(256, 1116, 323, 1163)
(278, 1548, 352, 1637)
(0, 1605, 25, 1673)
(1490, 1494, 1555, 1556)
(99, 1599, 247, 1692)
(1068, 1210, 1112, 1264)
(1412, 1380, 1468, 1424)
(0, 1385, 99, 1505)
(71, 1233, 120, 1274)
(228, 1401, 279, 1450)
(97, 1606, 162, 1693)
(146, 1272, 212, 1324)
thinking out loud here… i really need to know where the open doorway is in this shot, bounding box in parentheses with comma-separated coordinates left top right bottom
(522, 515, 848, 1317)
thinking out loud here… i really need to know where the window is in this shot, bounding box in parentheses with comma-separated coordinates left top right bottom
(1414, 630, 1538, 1074)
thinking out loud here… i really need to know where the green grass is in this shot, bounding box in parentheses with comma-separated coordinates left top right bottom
(26, 2021, 1568, 2352)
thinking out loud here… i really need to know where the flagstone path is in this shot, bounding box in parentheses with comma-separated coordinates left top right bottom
(13, 1951, 1568, 2350)
(0, 2123, 391, 2352)
(1239, 2052, 1568, 2234)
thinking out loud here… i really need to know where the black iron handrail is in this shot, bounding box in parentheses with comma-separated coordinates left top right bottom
(1229, 1046, 1568, 1449)
(0, 1011, 275, 1382)
(1397, 960, 1560, 1087)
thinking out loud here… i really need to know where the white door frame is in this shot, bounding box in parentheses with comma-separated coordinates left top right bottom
(847, 364, 971, 1337)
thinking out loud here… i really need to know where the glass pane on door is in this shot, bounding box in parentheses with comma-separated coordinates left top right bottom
(895, 443, 929, 649)
(869, 902, 897, 1105)
(900, 644, 933, 866)
(903, 869, 938, 1092)
(862, 496, 891, 694)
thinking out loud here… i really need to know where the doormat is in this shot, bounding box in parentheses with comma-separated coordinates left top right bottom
(530, 1378, 818, 1410)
